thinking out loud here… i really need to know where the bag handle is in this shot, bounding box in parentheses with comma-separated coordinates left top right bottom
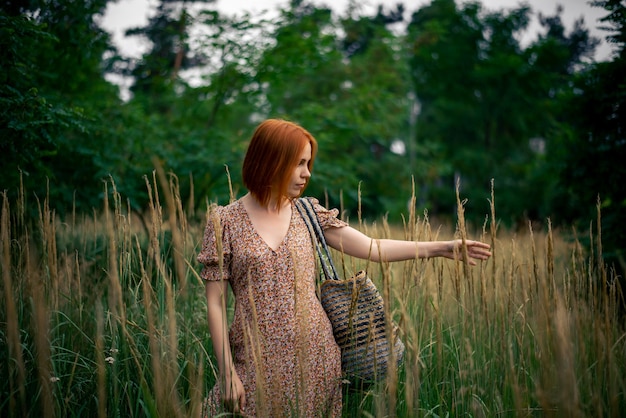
(295, 197, 340, 281)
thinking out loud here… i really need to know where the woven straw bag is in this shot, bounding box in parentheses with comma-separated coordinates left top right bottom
(296, 198, 405, 383)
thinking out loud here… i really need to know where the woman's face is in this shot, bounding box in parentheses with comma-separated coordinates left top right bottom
(287, 142, 312, 198)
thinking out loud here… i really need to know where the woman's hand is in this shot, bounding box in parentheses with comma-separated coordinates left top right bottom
(206, 281, 246, 414)
(222, 370, 246, 414)
(443, 239, 492, 265)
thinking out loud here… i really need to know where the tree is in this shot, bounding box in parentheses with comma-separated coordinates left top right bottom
(119, 3, 273, 209)
(407, 0, 500, 219)
(0, 1, 120, 212)
(251, 1, 416, 219)
(0, 13, 74, 191)
(406, 0, 599, 224)
(124, 0, 214, 113)
(341, 2, 404, 57)
(555, 0, 626, 275)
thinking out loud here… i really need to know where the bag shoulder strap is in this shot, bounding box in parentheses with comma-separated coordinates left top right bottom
(295, 197, 340, 281)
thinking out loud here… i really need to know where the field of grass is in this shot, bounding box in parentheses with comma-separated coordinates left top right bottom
(1, 174, 625, 417)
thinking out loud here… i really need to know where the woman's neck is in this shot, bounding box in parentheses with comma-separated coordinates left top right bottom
(245, 193, 290, 214)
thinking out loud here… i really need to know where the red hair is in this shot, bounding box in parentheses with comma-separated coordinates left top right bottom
(242, 119, 318, 209)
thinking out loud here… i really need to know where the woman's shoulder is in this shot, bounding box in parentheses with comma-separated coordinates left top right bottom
(299, 196, 348, 229)
(206, 199, 244, 225)
(299, 196, 332, 213)
(211, 198, 242, 213)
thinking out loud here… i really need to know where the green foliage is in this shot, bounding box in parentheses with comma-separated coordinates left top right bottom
(0, 2, 126, 214)
(341, 3, 405, 57)
(406, 0, 600, 225)
(407, 0, 490, 217)
(592, 0, 626, 54)
(554, 0, 626, 276)
(125, 1, 213, 112)
(0, 0, 619, 230)
(28, 0, 113, 98)
(0, 13, 87, 208)
(254, 1, 416, 220)
(257, 3, 342, 113)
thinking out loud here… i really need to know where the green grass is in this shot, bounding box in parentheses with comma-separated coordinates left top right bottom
(1, 174, 625, 417)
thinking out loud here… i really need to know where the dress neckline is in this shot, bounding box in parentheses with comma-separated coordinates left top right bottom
(238, 199, 295, 252)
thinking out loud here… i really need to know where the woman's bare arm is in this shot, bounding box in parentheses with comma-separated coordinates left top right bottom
(323, 225, 491, 265)
(205, 281, 246, 413)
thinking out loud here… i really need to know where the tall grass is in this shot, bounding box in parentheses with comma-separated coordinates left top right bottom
(1, 173, 209, 418)
(1, 174, 624, 417)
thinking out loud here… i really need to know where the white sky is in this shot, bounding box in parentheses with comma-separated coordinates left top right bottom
(100, 0, 613, 61)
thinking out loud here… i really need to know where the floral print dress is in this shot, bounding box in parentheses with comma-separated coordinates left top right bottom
(198, 197, 346, 417)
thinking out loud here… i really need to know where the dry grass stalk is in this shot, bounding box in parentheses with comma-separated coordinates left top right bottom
(1, 191, 27, 417)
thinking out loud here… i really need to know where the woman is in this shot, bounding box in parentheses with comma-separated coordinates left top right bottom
(198, 119, 491, 417)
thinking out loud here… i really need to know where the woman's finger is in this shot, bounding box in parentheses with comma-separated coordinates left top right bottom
(239, 390, 246, 412)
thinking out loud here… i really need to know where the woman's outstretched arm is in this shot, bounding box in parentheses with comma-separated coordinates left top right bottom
(324, 225, 491, 265)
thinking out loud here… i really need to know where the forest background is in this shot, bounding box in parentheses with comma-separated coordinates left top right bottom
(1, 0, 625, 272)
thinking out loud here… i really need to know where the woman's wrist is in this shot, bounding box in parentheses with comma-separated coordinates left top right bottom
(220, 364, 237, 381)
(430, 240, 453, 258)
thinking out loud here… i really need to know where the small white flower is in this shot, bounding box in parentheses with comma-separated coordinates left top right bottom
(105, 356, 115, 364)
(50, 377, 60, 383)
(109, 348, 119, 354)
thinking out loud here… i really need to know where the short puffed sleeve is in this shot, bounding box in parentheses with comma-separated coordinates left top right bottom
(308, 197, 348, 230)
(197, 204, 231, 281)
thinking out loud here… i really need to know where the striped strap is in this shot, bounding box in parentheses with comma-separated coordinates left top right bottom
(295, 197, 340, 281)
